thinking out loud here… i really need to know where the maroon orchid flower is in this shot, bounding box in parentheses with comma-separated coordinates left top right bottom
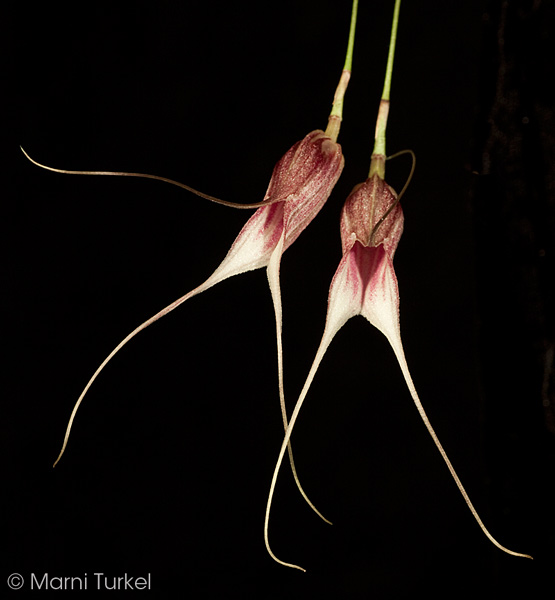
(21, 4, 361, 534)
(263, 0, 531, 571)
(33, 127, 344, 476)
(265, 158, 532, 569)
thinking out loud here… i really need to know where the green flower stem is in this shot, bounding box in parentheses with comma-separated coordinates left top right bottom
(325, 0, 359, 141)
(369, 0, 402, 178)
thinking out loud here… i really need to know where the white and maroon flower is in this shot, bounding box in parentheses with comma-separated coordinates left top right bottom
(265, 171, 531, 570)
(52, 129, 344, 467)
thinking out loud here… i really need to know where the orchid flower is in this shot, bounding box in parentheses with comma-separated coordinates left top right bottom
(264, 0, 532, 571)
(22, 1, 360, 525)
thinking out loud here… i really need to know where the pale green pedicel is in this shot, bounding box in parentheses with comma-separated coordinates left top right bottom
(328, 0, 359, 125)
(369, 0, 401, 178)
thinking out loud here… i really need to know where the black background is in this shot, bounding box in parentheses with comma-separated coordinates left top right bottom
(6, 0, 554, 597)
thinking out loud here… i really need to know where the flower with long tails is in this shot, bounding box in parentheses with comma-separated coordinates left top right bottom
(264, 0, 532, 571)
(22, 1, 360, 522)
